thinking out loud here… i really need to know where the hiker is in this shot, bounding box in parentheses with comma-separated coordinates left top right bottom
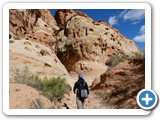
(73, 73, 89, 109)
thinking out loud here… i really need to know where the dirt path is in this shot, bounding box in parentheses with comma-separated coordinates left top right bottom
(84, 89, 113, 109)
(69, 74, 111, 109)
(9, 71, 110, 109)
(85, 91, 105, 109)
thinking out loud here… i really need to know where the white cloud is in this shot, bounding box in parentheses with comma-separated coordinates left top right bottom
(119, 9, 127, 18)
(133, 34, 145, 42)
(139, 25, 145, 34)
(131, 21, 140, 25)
(108, 16, 118, 26)
(108, 9, 144, 26)
(133, 25, 145, 42)
(123, 9, 145, 21)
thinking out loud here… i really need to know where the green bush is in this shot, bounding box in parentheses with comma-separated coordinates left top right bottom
(28, 74, 42, 90)
(107, 53, 129, 66)
(107, 50, 145, 67)
(41, 77, 69, 102)
(12, 67, 71, 102)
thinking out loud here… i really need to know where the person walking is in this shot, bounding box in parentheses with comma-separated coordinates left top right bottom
(73, 73, 89, 109)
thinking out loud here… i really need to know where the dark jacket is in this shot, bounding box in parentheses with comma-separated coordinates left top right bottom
(73, 78, 89, 98)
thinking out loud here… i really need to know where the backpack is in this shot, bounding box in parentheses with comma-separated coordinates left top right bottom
(79, 82, 88, 99)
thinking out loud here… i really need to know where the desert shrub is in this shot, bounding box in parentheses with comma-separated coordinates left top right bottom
(107, 50, 145, 67)
(12, 67, 71, 102)
(12, 67, 41, 90)
(107, 53, 129, 66)
(28, 74, 42, 90)
(131, 50, 145, 60)
(12, 66, 31, 84)
(41, 77, 70, 102)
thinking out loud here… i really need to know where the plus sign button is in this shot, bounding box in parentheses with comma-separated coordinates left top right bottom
(137, 89, 158, 110)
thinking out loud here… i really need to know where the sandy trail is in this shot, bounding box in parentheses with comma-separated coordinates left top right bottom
(69, 73, 111, 109)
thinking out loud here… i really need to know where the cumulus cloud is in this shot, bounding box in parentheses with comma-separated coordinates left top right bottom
(133, 34, 145, 42)
(119, 9, 127, 18)
(133, 25, 145, 42)
(108, 9, 144, 26)
(123, 9, 145, 21)
(108, 16, 118, 26)
(139, 25, 145, 34)
(132, 21, 140, 25)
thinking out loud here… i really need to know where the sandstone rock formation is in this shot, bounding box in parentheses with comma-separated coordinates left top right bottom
(10, 83, 55, 109)
(9, 9, 144, 109)
(9, 38, 77, 109)
(55, 9, 139, 74)
(91, 58, 145, 109)
(9, 39, 73, 84)
(9, 9, 77, 109)
(9, 9, 58, 50)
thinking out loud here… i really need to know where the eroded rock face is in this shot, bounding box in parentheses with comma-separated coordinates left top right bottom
(10, 83, 56, 109)
(9, 9, 57, 49)
(54, 9, 93, 26)
(91, 58, 145, 109)
(10, 83, 76, 109)
(9, 39, 74, 86)
(9, 9, 144, 109)
(9, 9, 77, 109)
(55, 10, 139, 72)
(54, 9, 75, 26)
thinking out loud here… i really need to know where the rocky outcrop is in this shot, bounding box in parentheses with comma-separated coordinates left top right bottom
(9, 9, 58, 49)
(10, 83, 76, 109)
(91, 58, 145, 109)
(9, 39, 74, 85)
(9, 9, 77, 109)
(54, 9, 93, 26)
(54, 9, 75, 26)
(10, 83, 56, 109)
(9, 9, 144, 109)
(55, 9, 139, 72)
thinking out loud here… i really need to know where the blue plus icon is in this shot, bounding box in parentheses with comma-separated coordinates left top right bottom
(137, 89, 158, 110)
(142, 94, 153, 105)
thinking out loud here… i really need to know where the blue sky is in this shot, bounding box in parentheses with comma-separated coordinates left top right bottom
(51, 9, 145, 50)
